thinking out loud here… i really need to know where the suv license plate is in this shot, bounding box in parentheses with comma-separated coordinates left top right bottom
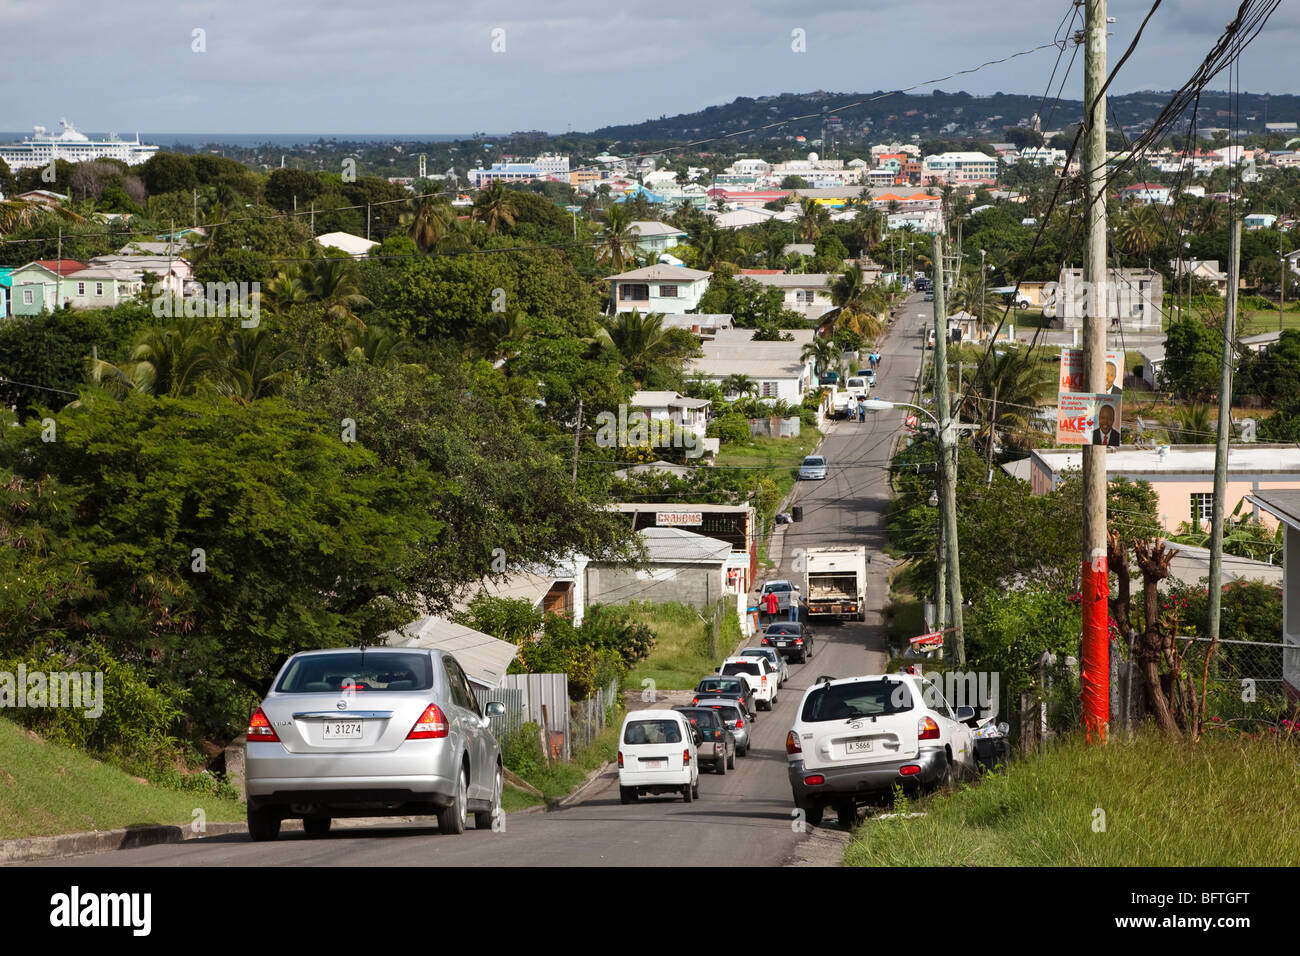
(323, 721, 363, 740)
(845, 739, 874, 755)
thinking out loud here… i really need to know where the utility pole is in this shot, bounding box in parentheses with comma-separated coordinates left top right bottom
(1281, 254, 1287, 333)
(367, 203, 371, 242)
(986, 382, 998, 487)
(932, 232, 964, 665)
(1206, 219, 1241, 669)
(56, 227, 62, 309)
(571, 399, 584, 483)
(1080, 0, 1110, 744)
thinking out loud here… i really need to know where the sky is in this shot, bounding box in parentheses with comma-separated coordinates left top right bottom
(0, 0, 1296, 137)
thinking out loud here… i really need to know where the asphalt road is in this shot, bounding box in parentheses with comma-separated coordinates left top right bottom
(33, 295, 935, 869)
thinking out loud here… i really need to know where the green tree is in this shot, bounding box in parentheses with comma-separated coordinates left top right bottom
(1161, 318, 1222, 401)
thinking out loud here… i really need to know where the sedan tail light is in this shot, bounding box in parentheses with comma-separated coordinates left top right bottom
(735, 717, 745, 729)
(247, 707, 280, 743)
(407, 703, 449, 739)
(794, 638, 804, 645)
(918, 716, 941, 740)
(691, 696, 699, 705)
(785, 731, 802, 754)
(761, 637, 770, 645)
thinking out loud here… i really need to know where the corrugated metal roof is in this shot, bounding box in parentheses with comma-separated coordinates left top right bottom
(384, 615, 518, 688)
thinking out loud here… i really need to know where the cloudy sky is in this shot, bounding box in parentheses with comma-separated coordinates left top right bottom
(1, 0, 1295, 136)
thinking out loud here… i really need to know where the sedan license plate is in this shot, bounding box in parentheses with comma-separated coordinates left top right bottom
(844, 738, 874, 755)
(323, 720, 363, 740)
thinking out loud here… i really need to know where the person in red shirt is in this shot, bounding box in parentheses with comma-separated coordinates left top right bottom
(762, 590, 780, 626)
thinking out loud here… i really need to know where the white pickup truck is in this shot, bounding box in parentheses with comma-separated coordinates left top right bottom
(803, 546, 868, 622)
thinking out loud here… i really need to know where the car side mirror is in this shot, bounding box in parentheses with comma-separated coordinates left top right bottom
(955, 706, 976, 723)
(485, 701, 506, 717)
(714, 666, 720, 673)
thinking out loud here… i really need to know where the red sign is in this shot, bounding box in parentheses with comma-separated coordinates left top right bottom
(910, 631, 944, 649)
(905, 414, 919, 429)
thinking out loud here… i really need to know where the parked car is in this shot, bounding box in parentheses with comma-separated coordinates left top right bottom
(761, 620, 816, 663)
(692, 676, 755, 719)
(691, 698, 752, 756)
(619, 709, 700, 803)
(244, 647, 506, 841)
(785, 673, 977, 827)
(759, 579, 795, 613)
(799, 455, 828, 480)
(740, 646, 789, 686)
(673, 706, 736, 774)
(718, 656, 779, 710)
(863, 369, 877, 387)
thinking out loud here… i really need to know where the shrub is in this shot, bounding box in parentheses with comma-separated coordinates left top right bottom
(708, 413, 751, 445)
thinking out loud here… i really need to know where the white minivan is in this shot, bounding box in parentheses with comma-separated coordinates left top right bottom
(618, 709, 700, 804)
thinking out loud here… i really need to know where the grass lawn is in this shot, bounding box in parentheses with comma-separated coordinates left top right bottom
(717, 428, 823, 566)
(844, 731, 1300, 866)
(625, 601, 739, 691)
(0, 717, 245, 840)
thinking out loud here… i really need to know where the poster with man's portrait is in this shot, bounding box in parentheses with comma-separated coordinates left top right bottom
(1056, 393, 1122, 446)
(1059, 349, 1125, 395)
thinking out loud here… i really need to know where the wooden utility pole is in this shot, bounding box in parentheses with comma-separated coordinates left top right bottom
(932, 232, 964, 664)
(1080, 0, 1110, 743)
(986, 383, 998, 487)
(571, 399, 584, 483)
(1207, 220, 1242, 655)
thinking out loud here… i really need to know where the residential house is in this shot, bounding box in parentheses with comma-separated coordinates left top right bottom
(465, 555, 590, 627)
(62, 266, 145, 310)
(628, 390, 712, 448)
(1054, 267, 1163, 331)
(1119, 183, 1172, 205)
(613, 503, 758, 608)
(314, 231, 379, 258)
(660, 313, 734, 339)
(88, 254, 193, 296)
(742, 273, 836, 321)
(1242, 490, 1300, 700)
(628, 221, 687, 256)
(383, 616, 518, 691)
(8, 259, 87, 315)
(1243, 213, 1278, 231)
(606, 264, 712, 314)
(0, 268, 12, 319)
(921, 152, 999, 185)
(1029, 444, 1300, 533)
(689, 328, 817, 405)
(585, 527, 733, 611)
(1170, 258, 1229, 296)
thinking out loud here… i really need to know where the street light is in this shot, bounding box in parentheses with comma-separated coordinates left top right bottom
(861, 397, 938, 427)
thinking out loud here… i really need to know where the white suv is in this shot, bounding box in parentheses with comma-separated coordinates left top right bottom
(718, 656, 778, 710)
(785, 673, 977, 827)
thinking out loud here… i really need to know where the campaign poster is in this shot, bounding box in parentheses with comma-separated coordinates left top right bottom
(1056, 392, 1123, 446)
(1059, 349, 1125, 396)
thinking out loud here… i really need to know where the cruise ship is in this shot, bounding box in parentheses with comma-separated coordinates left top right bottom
(0, 119, 159, 170)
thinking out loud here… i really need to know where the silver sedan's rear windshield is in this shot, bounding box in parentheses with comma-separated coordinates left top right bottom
(275, 652, 435, 693)
(800, 680, 914, 722)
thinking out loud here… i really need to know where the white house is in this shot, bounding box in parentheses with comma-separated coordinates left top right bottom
(629, 390, 711, 447)
(1119, 183, 1172, 205)
(1243, 491, 1300, 701)
(689, 328, 816, 404)
(607, 264, 712, 314)
(314, 231, 380, 258)
(628, 221, 688, 256)
(742, 273, 837, 321)
(61, 266, 145, 310)
(1243, 213, 1278, 231)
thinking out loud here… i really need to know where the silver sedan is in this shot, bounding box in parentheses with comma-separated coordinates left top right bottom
(244, 647, 505, 840)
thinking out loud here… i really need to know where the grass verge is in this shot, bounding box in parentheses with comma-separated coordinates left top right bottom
(717, 427, 823, 566)
(625, 601, 742, 691)
(843, 730, 1300, 866)
(0, 716, 245, 841)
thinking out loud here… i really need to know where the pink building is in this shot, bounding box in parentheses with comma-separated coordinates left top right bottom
(1029, 444, 1300, 532)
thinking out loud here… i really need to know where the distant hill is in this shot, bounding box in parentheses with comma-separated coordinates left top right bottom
(584, 89, 1300, 150)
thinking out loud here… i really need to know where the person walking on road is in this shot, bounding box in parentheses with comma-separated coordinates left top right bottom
(789, 586, 802, 622)
(762, 589, 779, 627)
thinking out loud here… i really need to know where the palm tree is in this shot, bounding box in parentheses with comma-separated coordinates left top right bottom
(595, 203, 642, 272)
(216, 324, 299, 401)
(830, 264, 867, 312)
(1114, 204, 1166, 259)
(298, 256, 372, 321)
(721, 373, 758, 400)
(86, 314, 224, 398)
(402, 194, 456, 252)
(595, 310, 681, 385)
(472, 182, 518, 234)
(801, 336, 839, 379)
(963, 349, 1058, 453)
(262, 271, 309, 313)
(852, 207, 884, 252)
(796, 197, 829, 242)
(1166, 403, 1214, 444)
(689, 221, 738, 271)
(0, 199, 84, 233)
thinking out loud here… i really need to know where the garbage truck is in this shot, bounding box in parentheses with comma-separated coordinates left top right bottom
(803, 546, 868, 621)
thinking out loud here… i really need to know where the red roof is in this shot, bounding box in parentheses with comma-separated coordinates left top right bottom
(1122, 183, 1167, 191)
(739, 269, 784, 275)
(32, 259, 87, 276)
